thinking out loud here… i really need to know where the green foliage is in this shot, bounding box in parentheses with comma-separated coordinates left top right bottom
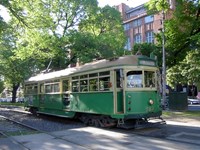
(69, 5, 126, 63)
(165, 0, 200, 87)
(10, 0, 99, 70)
(167, 49, 200, 88)
(164, 0, 200, 67)
(181, 50, 200, 83)
(132, 43, 157, 56)
(145, 0, 170, 13)
(0, 21, 37, 102)
(132, 43, 162, 66)
(0, 16, 7, 33)
(0, 79, 4, 94)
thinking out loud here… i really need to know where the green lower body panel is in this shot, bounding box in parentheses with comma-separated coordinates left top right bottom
(70, 92, 114, 114)
(37, 108, 75, 118)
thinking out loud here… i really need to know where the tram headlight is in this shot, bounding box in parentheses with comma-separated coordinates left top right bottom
(149, 99, 154, 105)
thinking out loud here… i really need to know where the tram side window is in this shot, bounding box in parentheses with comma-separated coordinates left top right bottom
(25, 84, 38, 94)
(63, 80, 69, 92)
(45, 83, 60, 93)
(99, 77, 110, 91)
(89, 79, 98, 91)
(26, 86, 32, 94)
(33, 85, 38, 94)
(127, 71, 143, 88)
(45, 85, 51, 93)
(53, 83, 60, 92)
(80, 80, 88, 92)
(144, 71, 155, 87)
(72, 81, 79, 92)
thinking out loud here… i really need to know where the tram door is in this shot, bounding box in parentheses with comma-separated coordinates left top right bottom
(114, 69, 124, 114)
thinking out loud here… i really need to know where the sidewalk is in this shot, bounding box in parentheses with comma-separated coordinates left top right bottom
(1, 125, 200, 150)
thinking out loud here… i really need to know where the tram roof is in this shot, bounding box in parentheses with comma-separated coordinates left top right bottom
(26, 55, 154, 83)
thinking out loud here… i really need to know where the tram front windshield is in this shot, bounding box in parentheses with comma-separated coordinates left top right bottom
(127, 70, 156, 88)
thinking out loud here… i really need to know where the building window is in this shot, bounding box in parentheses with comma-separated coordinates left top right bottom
(134, 34, 142, 43)
(145, 15, 154, 24)
(145, 23, 153, 31)
(133, 19, 142, 28)
(124, 37, 131, 50)
(146, 31, 154, 43)
(126, 7, 146, 19)
(123, 23, 130, 30)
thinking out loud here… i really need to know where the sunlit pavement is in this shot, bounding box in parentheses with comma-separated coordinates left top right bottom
(1, 126, 200, 150)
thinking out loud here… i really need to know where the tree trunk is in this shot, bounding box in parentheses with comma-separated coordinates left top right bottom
(12, 83, 20, 103)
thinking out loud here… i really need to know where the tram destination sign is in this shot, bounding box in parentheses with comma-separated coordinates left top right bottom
(139, 60, 156, 66)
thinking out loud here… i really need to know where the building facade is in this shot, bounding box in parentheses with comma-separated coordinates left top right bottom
(114, 0, 176, 50)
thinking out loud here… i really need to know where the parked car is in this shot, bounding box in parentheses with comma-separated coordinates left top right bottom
(188, 99, 200, 105)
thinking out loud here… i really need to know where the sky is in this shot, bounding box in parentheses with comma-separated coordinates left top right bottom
(98, 0, 149, 7)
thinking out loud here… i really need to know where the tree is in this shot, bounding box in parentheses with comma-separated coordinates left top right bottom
(10, 0, 98, 70)
(166, 0, 200, 88)
(0, 23, 36, 102)
(147, 0, 200, 88)
(164, 0, 200, 67)
(69, 5, 126, 63)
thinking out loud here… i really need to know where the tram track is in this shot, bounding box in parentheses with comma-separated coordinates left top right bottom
(0, 113, 92, 150)
(1, 106, 200, 148)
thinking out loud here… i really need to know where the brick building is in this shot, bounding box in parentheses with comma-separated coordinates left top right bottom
(114, 0, 176, 50)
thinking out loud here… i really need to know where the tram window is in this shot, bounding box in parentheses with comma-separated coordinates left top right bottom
(45, 83, 60, 93)
(80, 74, 88, 79)
(80, 80, 88, 92)
(127, 71, 143, 88)
(45, 85, 51, 93)
(25, 84, 38, 94)
(72, 76, 79, 80)
(89, 79, 98, 91)
(72, 81, 79, 92)
(99, 71, 110, 76)
(33, 85, 38, 94)
(99, 77, 110, 91)
(53, 83, 60, 92)
(89, 73, 98, 78)
(63, 80, 69, 92)
(26, 86, 32, 94)
(144, 71, 155, 87)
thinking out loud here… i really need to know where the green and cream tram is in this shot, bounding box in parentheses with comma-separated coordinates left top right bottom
(24, 55, 163, 128)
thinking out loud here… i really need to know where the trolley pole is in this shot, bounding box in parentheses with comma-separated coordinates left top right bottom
(162, 9, 166, 108)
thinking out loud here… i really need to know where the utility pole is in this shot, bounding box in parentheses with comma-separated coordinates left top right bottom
(162, 9, 166, 108)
